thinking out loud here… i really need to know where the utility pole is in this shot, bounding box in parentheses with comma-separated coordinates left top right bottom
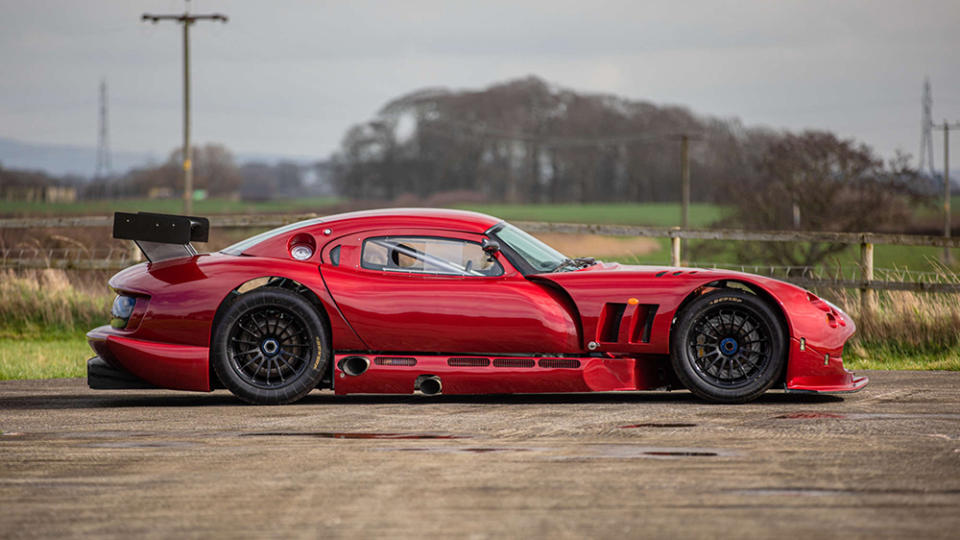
(142, 2, 227, 215)
(676, 133, 700, 264)
(945, 122, 953, 265)
(935, 121, 960, 264)
(680, 134, 690, 231)
(95, 78, 112, 179)
(919, 78, 935, 176)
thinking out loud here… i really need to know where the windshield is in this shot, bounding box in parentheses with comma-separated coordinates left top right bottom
(494, 223, 569, 273)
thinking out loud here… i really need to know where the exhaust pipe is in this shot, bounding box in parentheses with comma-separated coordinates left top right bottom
(340, 356, 370, 377)
(417, 375, 442, 396)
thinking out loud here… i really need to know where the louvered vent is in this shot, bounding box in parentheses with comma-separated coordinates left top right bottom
(447, 357, 490, 367)
(373, 357, 417, 366)
(493, 358, 536, 368)
(538, 358, 581, 369)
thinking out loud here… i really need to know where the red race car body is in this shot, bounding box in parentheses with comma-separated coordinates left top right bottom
(87, 208, 867, 404)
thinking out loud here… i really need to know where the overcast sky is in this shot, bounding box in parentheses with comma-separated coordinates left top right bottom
(1, 0, 959, 165)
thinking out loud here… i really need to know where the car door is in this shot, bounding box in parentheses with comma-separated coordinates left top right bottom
(319, 228, 581, 354)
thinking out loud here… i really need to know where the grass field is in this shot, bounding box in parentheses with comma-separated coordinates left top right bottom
(602, 238, 957, 275)
(454, 202, 728, 227)
(0, 338, 91, 379)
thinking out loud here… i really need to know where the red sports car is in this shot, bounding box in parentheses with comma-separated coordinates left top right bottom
(87, 209, 867, 405)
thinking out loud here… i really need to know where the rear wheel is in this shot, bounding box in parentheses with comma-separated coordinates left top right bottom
(212, 287, 329, 404)
(670, 289, 786, 403)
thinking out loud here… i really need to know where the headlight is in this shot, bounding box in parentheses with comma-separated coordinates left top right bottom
(111, 295, 137, 329)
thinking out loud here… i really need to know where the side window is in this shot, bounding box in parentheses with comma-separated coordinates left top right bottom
(361, 236, 503, 277)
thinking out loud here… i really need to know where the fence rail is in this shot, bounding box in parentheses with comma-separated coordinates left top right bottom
(3, 215, 959, 302)
(513, 221, 960, 248)
(0, 213, 321, 230)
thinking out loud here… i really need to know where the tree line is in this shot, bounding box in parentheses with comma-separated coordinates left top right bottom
(330, 76, 781, 204)
(1, 145, 324, 202)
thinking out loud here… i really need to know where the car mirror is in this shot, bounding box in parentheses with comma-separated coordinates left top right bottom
(481, 237, 500, 255)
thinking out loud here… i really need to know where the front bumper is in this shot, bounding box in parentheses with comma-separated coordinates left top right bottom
(784, 337, 868, 394)
(785, 375, 869, 394)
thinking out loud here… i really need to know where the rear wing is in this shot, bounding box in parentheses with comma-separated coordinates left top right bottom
(113, 212, 210, 263)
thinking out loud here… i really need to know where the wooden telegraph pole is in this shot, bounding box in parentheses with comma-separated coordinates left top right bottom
(142, 3, 227, 216)
(681, 134, 690, 232)
(934, 121, 960, 265)
(676, 133, 699, 265)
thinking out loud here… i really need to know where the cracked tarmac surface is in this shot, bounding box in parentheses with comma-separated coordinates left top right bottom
(1, 371, 959, 538)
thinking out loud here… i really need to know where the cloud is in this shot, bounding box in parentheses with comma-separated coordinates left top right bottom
(0, 0, 958, 163)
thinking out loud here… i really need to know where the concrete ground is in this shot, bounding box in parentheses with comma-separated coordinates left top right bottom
(0, 371, 958, 539)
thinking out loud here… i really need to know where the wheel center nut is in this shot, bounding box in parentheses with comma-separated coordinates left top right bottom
(261, 338, 280, 356)
(720, 337, 739, 355)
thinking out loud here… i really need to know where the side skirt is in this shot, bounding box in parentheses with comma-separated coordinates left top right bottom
(331, 353, 675, 395)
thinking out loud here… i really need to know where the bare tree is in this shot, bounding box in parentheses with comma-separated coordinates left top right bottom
(721, 131, 924, 267)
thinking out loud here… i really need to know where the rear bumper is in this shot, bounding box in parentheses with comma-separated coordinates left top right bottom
(87, 325, 211, 392)
(88, 356, 158, 390)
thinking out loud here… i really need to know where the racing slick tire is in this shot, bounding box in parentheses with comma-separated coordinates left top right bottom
(670, 289, 786, 404)
(212, 287, 329, 405)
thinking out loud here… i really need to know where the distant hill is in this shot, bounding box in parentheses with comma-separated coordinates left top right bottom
(0, 136, 317, 179)
(0, 137, 158, 178)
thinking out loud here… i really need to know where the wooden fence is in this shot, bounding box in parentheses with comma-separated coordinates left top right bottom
(3, 214, 959, 315)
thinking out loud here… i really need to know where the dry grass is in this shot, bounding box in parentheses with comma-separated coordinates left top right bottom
(0, 270, 111, 338)
(535, 234, 660, 258)
(821, 268, 960, 369)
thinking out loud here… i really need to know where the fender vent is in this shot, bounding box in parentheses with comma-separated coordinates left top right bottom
(448, 357, 490, 367)
(631, 304, 659, 344)
(373, 357, 417, 366)
(538, 358, 581, 369)
(493, 358, 535, 368)
(598, 302, 627, 342)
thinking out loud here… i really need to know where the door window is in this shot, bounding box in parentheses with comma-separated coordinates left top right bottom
(361, 236, 503, 276)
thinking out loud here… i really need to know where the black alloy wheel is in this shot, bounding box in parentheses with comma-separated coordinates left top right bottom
(212, 287, 328, 405)
(670, 289, 786, 403)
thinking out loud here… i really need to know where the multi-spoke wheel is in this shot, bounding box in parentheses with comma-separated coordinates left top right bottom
(670, 289, 786, 403)
(212, 287, 329, 405)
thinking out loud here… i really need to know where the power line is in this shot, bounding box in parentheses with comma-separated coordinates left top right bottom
(141, 1, 227, 215)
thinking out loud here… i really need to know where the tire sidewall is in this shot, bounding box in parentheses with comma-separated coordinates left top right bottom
(212, 287, 329, 405)
(670, 289, 786, 404)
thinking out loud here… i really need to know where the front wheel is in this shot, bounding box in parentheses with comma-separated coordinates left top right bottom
(670, 289, 786, 403)
(212, 287, 329, 405)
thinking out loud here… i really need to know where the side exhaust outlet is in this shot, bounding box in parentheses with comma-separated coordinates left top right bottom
(417, 375, 442, 396)
(340, 356, 370, 377)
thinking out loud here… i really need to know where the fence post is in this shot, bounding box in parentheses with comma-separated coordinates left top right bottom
(860, 241, 875, 320)
(670, 232, 682, 267)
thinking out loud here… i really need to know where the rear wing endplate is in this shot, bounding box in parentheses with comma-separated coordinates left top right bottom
(113, 212, 210, 263)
